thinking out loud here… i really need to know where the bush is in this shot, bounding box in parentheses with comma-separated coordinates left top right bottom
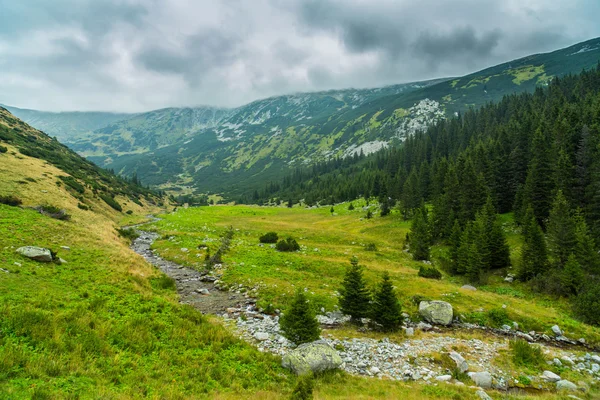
(487, 308, 510, 328)
(510, 339, 544, 368)
(59, 176, 85, 194)
(290, 374, 314, 400)
(151, 275, 177, 291)
(100, 194, 122, 212)
(126, 210, 133, 215)
(574, 281, 600, 326)
(0, 145, 7, 153)
(36, 204, 70, 221)
(348, 203, 355, 211)
(276, 237, 300, 252)
(116, 227, 139, 242)
(259, 232, 279, 244)
(418, 265, 442, 279)
(77, 203, 89, 211)
(280, 290, 320, 345)
(364, 243, 378, 251)
(411, 294, 431, 305)
(0, 195, 22, 206)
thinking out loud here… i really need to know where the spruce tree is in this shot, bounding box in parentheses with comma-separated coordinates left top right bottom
(371, 272, 402, 332)
(448, 219, 462, 274)
(561, 254, 584, 296)
(479, 196, 511, 270)
(517, 207, 548, 281)
(546, 190, 576, 267)
(573, 211, 600, 274)
(338, 257, 371, 323)
(410, 206, 431, 261)
(280, 290, 321, 345)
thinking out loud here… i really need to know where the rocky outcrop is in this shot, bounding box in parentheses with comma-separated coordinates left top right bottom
(16, 246, 53, 262)
(419, 301, 453, 325)
(282, 341, 343, 375)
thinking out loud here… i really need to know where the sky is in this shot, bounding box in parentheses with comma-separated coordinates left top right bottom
(0, 0, 599, 113)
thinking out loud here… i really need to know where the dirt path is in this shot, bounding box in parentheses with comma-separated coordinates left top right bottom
(131, 229, 253, 315)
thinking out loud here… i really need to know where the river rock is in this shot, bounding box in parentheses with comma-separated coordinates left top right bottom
(419, 301, 453, 325)
(16, 246, 53, 262)
(469, 371, 492, 389)
(281, 341, 343, 375)
(542, 370, 561, 382)
(556, 380, 578, 391)
(449, 351, 469, 373)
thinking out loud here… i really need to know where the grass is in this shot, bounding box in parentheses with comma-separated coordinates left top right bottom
(146, 204, 600, 345)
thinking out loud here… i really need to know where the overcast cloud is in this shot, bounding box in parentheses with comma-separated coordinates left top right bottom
(0, 0, 598, 112)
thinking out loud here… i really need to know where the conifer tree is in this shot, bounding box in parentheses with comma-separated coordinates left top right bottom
(517, 207, 548, 281)
(280, 290, 321, 345)
(456, 222, 475, 275)
(561, 254, 584, 296)
(546, 190, 576, 267)
(371, 272, 402, 332)
(479, 196, 511, 270)
(448, 219, 462, 274)
(410, 206, 431, 261)
(573, 211, 600, 274)
(338, 257, 371, 323)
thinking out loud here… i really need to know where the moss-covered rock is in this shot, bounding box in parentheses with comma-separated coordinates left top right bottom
(282, 341, 343, 375)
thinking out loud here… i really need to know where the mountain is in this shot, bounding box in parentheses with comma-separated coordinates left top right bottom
(8, 37, 600, 196)
(1, 105, 133, 143)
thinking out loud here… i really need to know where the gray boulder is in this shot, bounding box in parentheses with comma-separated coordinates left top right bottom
(419, 300, 453, 325)
(449, 351, 469, 373)
(282, 341, 343, 375)
(461, 285, 477, 291)
(476, 390, 492, 400)
(469, 372, 492, 389)
(556, 380, 578, 391)
(16, 246, 53, 262)
(551, 325, 563, 336)
(542, 370, 561, 382)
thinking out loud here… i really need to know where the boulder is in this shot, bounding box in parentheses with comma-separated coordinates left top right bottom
(461, 285, 477, 291)
(556, 380, 578, 391)
(469, 372, 492, 389)
(449, 351, 469, 373)
(405, 327, 414, 337)
(196, 288, 210, 295)
(417, 322, 433, 331)
(16, 246, 53, 262)
(281, 341, 343, 375)
(419, 301, 453, 325)
(476, 390, 492, 400)
(254, 332, 269, 341)
(551, 325, 563, 336)
(436, 375, 452, 382)
(542, 370, 561, 382)
(591, 355, 600, 364)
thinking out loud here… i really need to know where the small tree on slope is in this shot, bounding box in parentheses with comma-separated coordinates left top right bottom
(339, 257, 371, 324)
(280, 290, 321, 345)
(371, 272, 402, 332)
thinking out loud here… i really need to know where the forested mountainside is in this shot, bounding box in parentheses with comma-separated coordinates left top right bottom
(249, 65, 600, 321)
(100, 38, 600, 195)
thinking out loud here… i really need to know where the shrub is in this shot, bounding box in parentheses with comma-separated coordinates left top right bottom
(364, 243, 378, 251)
(365, 210, 373, 219)
(59, 176, 85, 194)
(418, 265, 442, 280)
(574, 280, 600, 326)
(259, 232, 279, 244)
(276, 237, 300, 252)
(77, 203, 89, 211)
(100, 194, 122, 212)
(151, 275, 176, 291)
(510, 339, 544, 368)
(411, 294, 431, 305)
(280, 290, 320, 345)
(125, 210, 133, 215)
(36, 205, 70, 221)
(0, 145, 7, 153)
(0, 195, 22, 206)
(348, 203, 355, 211)
(487, 308, 510, 328)
(290, 374, 314, 400)
(116, 227, 139, 242)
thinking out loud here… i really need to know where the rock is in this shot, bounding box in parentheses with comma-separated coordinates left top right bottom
(16, 246, 53, 262)
(281, 341, 343, 375)
(13, 262, 22, 267)
(418, 300, 453, 326)
(449, 351, 469, 373)
(461, 285, 477, 291)
(504, 276, 514, 283)
(369, 366, 380, 375)
(405, 327, 414, 336)
(254, 332, 269, 341)
(57, 258, 67, 264)
(591, 355, 600, 364)
(591, 364, 599, 373)
(476, 390, 493, 400)
(196, 288, 210, 295)
(60, 246, 70, 250)
(556, 380, 578, 391)
(553, 358, 563, 367)
(561, 356, 575, 365)
(542, 370, 561, 382)
(469, 372, 492, 389)
(501, 324, 512, 331)
(512, 321, 519, 330)
(436, 375, 452, 382)
(417, 322, 433, 331)
(551, 325, 563, 336)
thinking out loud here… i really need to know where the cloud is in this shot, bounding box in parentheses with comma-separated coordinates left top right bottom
(0, 0, 598, 112)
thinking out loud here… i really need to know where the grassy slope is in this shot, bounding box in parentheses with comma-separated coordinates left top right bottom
(148, 203, 600, 345)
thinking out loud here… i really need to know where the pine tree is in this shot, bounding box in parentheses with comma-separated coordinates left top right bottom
(338, 257, 371, 323)
(546, 190, 576, 267)
(280, 290, 321, 345)
(371, 272, 402, 332)
(348, 202, 355, 211)
(573, 211, 600, 274)
(517, 207, 548, 281)
(479, 196, 511, 270)
(447, 219, 462, 274)
(561, 254, 584, 296)
(410, 206, 431, 261)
